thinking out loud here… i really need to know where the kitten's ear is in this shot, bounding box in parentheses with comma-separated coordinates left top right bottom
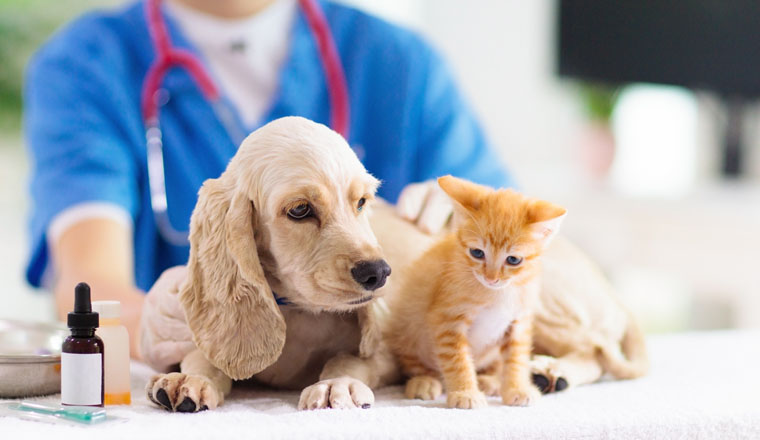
(437, 175, 489, 211)
(527, 200, 567, 248)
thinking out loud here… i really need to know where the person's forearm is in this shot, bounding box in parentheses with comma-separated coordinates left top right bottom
(55, 276, 145, 359)
(51, 217, 143, 359)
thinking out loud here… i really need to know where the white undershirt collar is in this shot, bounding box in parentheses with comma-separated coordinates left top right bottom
(164, 0, 298, 127)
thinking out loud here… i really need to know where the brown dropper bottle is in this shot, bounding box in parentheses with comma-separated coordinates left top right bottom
(61, 282, 105, 407)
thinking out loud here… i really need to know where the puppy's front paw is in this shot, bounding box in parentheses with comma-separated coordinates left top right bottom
(146, 372, 221, 412)
(298, 377, 374, 410)
(446, 389, 487, 409)
(501, 384, 541, 407)
(530, 355, 570, 394)
(405, 375, 443, 400)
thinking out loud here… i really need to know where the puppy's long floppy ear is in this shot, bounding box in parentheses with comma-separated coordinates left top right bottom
(179, 177, 286, 380)
(527, 200, 567, 249)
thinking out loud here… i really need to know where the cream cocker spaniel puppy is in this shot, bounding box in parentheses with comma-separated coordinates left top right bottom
(146, 116, 401, 412)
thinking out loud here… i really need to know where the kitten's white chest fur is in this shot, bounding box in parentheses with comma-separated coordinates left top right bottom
(468, 286, 524, 355)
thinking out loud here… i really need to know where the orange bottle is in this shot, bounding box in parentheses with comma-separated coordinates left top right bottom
(92, 301, 131, 405)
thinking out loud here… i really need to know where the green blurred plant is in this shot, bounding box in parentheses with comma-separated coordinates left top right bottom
(0, 0, 110, 134)
(578, 83, 621, 123)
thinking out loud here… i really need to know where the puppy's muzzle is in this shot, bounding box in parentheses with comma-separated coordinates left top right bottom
(351, 260, 391, 291)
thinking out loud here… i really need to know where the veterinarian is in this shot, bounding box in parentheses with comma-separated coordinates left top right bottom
(24, 0, 512, 357)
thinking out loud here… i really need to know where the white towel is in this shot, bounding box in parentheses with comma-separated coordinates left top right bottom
(2, 330, 759, 439)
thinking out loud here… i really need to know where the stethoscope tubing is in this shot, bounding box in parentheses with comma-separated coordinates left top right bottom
(141, 0, 350, 245)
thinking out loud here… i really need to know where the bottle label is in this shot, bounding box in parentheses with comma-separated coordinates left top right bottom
(61, 353, 102, 405)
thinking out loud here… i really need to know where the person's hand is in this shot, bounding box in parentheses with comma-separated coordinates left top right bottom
(140, 266, 196, 372)
(396, 180, 453, 234)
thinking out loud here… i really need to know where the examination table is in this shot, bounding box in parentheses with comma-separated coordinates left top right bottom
(2, 330, 758, 439)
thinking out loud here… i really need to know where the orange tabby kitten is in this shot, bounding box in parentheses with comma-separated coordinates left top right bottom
(387, 175, 566, 409)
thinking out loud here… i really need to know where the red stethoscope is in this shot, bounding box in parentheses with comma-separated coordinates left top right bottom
(141, 0, 350, 245)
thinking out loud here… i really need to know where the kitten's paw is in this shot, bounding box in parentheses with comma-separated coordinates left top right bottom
(298, 377, 374, 410)
(446, 389, 488, 409)
(146, 372, 221, 412)
(477, 374, 501, 396)
(530, 355, 570, 394)
(405, 375, 443, 400)
(501, 384, 541, 407)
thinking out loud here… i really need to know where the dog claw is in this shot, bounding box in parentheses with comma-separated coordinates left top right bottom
(531, 372, 569, 393)
(532, 374, 551, 394)
(156, 388, 172, 410)
(176, 397, 197, 413)
(555, 377, 568, 392)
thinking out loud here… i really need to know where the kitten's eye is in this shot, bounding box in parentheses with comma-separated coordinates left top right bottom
(357, 197, 366, 212)
(287, 203, 312, 220)
(470, 248, 485, 259)
(506, 256, 523, 266)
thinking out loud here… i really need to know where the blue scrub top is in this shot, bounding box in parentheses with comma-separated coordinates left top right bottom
(24, 0, 513, 292)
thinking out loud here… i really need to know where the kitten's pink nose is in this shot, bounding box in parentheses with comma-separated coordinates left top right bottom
(485, 277, 499, 285)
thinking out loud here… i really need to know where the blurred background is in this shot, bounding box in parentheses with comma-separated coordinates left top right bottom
(1, 0, 758, 331)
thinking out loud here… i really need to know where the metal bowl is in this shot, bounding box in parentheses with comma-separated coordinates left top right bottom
(0, 320, 66, 398)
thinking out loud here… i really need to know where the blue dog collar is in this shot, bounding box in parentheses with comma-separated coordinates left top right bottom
(273, 291, 291, 306)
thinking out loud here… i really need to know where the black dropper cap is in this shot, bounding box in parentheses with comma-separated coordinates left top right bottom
(67, 282, 99, 329)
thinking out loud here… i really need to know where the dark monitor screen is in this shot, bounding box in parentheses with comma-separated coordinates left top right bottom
(557, 1, 760, 98)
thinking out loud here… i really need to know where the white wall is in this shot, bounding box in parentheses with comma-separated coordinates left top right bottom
(343, 0, 587, 193)
(418, 0, 586, 193)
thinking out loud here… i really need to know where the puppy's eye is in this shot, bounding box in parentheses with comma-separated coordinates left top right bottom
(287, 203, 312, 220)
(357, 197, 366, 212)
(506, 256, 523, 266)
(469, 248, 485, 259)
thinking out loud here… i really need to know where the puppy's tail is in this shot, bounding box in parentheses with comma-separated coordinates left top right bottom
(597, 314, 649, 379)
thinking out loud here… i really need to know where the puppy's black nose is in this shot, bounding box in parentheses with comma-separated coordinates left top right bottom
(351, 260, 391, 291)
